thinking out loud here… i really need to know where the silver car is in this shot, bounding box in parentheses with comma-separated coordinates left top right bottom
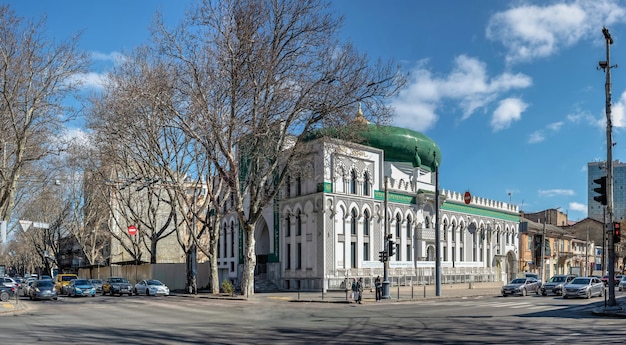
(563, 277, 604, 299)
(501, 277, 540, 296)
(618, 276, 626, 291)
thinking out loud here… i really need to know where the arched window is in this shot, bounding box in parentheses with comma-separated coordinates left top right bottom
(363, 209, 370, 236)
(459, 223, 464, 243)
(296, 175, 302, 196)
(451, 221, 456, 241)
(286, 175, 291, 198)
(425, 217, 430, 229)
(363, 171, 370, 196)
(443, 219, 448, 241)
(230, 221, 235, 258)
(351, 208, 358, 235)
(350, 169, 357, 194)
(285, 214, 291, 237)
(427, 246, 435, 261)
(406, 215, 412, 238)
(296, 210, 302, 236)
(395, 213, 402, 237)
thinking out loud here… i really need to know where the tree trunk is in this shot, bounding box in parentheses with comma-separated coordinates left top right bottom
(186, 243, 197, 294)
(241, 223, 256, 297)
(210, 228, 219, 294)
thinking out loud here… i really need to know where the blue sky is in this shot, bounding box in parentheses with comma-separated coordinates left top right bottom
(9, 0, 626, 221)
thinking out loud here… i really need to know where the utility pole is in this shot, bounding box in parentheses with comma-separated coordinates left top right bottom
(599, 26, 618, 307)
(434, 152, 441, 297)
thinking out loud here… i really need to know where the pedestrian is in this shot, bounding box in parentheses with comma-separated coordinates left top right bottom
(350, 278, 357, 302)
(356, 278, 364, 304)
(375, 275, 382, 301)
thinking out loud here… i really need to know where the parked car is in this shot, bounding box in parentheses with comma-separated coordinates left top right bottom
(66, 279, 96, 297)
(1, 276, 18, 288)
(540, 274, 577, 296)
(22, 280, 35, 297)
(40, 275, 52, 281)
(54, 274, 79, 294)
(523, 272, 541, 284)
(501, 277, 540, 296)
(0, 285, 16, 301)
(88, 279, 103, 294)
(102, 277, 133, 296)
(29, 280, 58, 300)
(23, 277, 36, 287)
(563, 277, 604, 299)
(618, 276, 626, 291)
(601, 275, 620, 286)
(134, 279, 170, 296)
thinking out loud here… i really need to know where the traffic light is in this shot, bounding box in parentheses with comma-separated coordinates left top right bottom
(388, 239, 396, 257)
(593, 176, 607, 205)
(378, 250, 387, 262)
(614, 222, 621, 243)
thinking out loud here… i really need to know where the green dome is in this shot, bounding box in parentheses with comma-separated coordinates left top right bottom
(358, 124, 441, 172)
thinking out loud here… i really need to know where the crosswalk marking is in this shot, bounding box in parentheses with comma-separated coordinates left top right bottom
(416, 299, 588, 312)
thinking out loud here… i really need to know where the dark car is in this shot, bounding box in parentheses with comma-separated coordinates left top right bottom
(540, 274, 577, 296)
(29, 280, 58, 300)
(0, 285, 16, 301)
(501, 277, 540, 296)
(102, 277, 133, 296)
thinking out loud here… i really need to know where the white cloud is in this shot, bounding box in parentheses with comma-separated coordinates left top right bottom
(486, 0, 626, 64)
(528, 130, 545, 143)
(73, 72, 107, 90)
(391, 56, 531, 131)
(528, 121, 564, 143)
(569, 202, 587, 212)
(547, 121, 564, 131)
(63, 127, 91, 144)
(491, 98, 527, 131)
(538, 189, 575, 197)
(91, 51, 126, 64)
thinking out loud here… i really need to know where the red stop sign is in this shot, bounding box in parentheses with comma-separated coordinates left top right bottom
(128, 225, 137, 235)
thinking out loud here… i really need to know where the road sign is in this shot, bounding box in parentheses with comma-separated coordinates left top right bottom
(464, 191, 471, 205)
(128, 225, 137, 235)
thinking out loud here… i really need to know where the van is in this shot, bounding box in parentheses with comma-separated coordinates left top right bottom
(54, 274, 78, 294)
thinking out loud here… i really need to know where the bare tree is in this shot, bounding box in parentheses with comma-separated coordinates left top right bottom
(153, 0, 404, 296)
(88, 46, 195, 266)
(0, 5, 89, 236)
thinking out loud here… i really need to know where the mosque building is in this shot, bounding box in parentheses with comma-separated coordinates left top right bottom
(219, 106, 520, 291)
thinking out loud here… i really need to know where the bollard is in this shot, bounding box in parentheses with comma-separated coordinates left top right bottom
(322, 289, 325, 301)
(298, 289, 301, 301)
(424, 285, 426, 298)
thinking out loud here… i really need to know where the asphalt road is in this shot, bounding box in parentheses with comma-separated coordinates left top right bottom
(1, 292, 625, 344)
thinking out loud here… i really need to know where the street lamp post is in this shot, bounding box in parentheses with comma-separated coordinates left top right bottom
(381, 176, 390, 299)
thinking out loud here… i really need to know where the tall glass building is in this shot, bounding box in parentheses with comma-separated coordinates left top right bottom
(588, 161, 626, 221)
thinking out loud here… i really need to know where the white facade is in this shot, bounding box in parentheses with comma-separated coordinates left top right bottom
(219, 137, 520, 291)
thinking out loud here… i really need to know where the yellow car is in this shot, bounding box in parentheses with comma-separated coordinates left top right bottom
(54, 274, 78, 294)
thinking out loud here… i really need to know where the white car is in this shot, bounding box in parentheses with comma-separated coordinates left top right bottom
(1, 277, 17, 288)
(133, 279, 170, 296)
(619, 276, 626, 291)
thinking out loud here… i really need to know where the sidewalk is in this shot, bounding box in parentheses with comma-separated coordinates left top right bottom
(256, 281, 505, 304)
